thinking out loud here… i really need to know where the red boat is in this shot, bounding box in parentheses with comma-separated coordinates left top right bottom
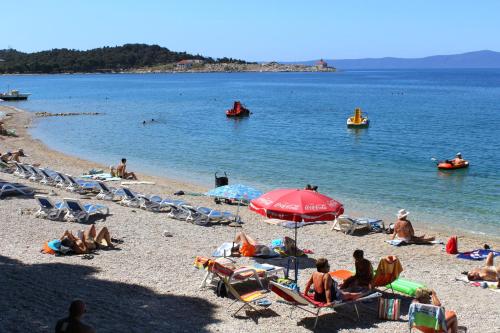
(437, 161, 469, 170)
(226, 101, 250, 117)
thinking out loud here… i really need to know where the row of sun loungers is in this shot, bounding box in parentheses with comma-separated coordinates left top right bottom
(10, 163, 240, 226)
(35, 195, 109, 222)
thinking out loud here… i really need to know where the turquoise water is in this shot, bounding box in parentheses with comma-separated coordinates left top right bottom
(1, 71, 499, 235)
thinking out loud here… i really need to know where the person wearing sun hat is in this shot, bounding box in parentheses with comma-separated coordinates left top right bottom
(391, 209, 435, 244)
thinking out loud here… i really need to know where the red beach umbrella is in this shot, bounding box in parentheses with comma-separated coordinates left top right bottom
(250, 188, 344, 281)
(250, 188, 344, 222)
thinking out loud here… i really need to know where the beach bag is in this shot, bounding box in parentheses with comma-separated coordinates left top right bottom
(378, 297, 401, 320)
(446, 236, 458, 254)
(41, 241, 56, 255)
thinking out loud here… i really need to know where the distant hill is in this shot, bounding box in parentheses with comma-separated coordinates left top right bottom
(0, 44, 248, 74)
(286, 50, 500, 69)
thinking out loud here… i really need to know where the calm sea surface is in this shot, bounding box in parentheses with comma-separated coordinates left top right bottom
(1, 71, 499, 235)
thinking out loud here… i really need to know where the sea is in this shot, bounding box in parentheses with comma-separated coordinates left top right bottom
(1, 70, 499, 236)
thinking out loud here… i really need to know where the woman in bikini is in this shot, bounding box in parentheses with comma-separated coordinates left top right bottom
(60, 225, 114, 254)
(304, 258, 363, 305)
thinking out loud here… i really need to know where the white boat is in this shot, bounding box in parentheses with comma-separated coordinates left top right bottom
(0, 89, 31, 101)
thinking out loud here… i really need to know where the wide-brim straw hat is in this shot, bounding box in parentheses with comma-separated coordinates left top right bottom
(397, 209, 409, 219)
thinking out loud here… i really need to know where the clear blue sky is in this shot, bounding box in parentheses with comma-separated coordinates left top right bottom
(2, 0, 499, 61)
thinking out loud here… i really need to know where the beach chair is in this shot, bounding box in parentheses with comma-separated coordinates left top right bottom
(159, 198, 186, 212)
(408, 303, 448, 333)
(63, 198, 109, 222)
(95, 181, 118, 201)
(196, 257, 271, 316)
(269, 281, 382, 328)
(0, 180, 35, 198)
(139, 195, 163, 212)
(119, 187, 142, 207)
(64, 174, 96, 193)
(37, 169, 58, 186)
(372, 256, 403, 293)
(331, 215, 384, 235)
(24, 165, 43, 182)
(34, 195, 66, 220)
(13, 163, 31, 179)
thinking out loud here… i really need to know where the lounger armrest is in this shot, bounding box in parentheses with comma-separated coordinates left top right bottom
(229, 267, 264, 288)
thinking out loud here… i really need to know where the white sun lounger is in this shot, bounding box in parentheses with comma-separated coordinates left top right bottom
(34, 195, 66, 220)
(331, 215, 384, 235)
(0, 180, 35, 198)
(63, 198, 109, 222)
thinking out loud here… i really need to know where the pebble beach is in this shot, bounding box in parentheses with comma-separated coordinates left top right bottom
(1, 105, 499, 332)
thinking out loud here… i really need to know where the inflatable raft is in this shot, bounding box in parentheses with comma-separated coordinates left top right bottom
(437, 161, 469, 170)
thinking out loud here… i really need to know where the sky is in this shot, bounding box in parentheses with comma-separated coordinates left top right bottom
(1, 0, 499, 62)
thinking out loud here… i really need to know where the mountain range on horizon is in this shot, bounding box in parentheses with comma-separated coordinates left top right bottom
(283, 50, 500, 69)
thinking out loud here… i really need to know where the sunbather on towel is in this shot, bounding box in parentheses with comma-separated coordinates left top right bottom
(391, 209, 435, 243)
(340, 249, 373, 291)
(304, 258, 363, 306)
(232, 232, 271, 257)
(116, 158, 138, 180)
(413, 288, 458, 333)
(467, 252, 500, 286)
(60, 225, 114, 254)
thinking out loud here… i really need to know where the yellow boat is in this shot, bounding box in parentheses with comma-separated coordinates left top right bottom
(347, 107, 369, 128)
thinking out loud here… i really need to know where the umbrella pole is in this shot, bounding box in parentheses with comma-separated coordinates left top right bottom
(293, 218, 302, 282)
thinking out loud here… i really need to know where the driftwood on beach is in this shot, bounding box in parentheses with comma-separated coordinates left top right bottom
(35, 111, 102, 117)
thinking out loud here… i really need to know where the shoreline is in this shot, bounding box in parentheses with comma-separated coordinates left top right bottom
(1, 104, 499, 332)
(2, 104, 499, 242)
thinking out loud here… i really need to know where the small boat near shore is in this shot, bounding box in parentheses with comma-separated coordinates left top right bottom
(226, 101, 250, 117)
(437, 161, 469, 170)
(0, 89, 31, 101)
(347, 107, 369, 128)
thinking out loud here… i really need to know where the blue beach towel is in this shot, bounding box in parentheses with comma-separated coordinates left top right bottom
(457, 249, 500, 261)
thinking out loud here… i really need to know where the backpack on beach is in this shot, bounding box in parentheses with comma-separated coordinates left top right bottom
(446, 236, 458, 254)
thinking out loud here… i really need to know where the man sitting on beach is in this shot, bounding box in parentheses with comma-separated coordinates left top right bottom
(55, 300, 95, 333)
(467, 252, 500, 286)
(60, 225, 114, 254)
(391, 209, 435, 243)
(304, 258, 364, 305)
(340, 249, 373, 291)
(116, 158, 138, 180)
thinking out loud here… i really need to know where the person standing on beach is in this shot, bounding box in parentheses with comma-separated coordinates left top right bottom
(55, 300, 95, 333)
(116, 158, 138, 180)
(391, 209, 435, 243)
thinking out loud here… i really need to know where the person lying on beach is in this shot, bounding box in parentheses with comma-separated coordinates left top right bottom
(304, 258, 363, 305)
(340, 249, 373, 291)
(467, 252, 500, 285)
(55, 299, 96, 333)
(60, 225, 114, 254)
(116, 158, 138, 180)
(232, 232, 272, 257)
(391, 209, 435, 243)
(413, 288, 458, 333)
